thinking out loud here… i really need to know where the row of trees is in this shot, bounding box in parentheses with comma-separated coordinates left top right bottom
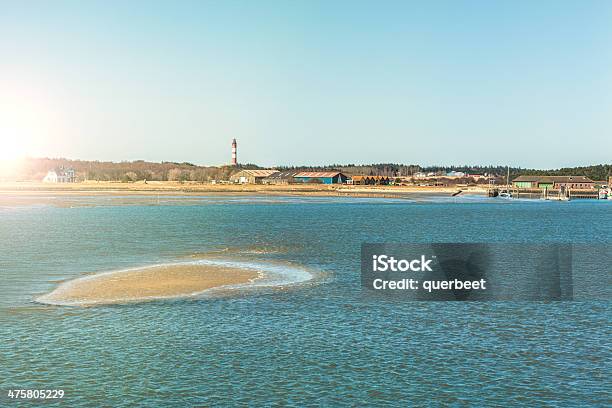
(508, 164, 612, 182)
(13, 158, 237, 182)
(8, 158, 611, 183)
(278, 163, 612, 181)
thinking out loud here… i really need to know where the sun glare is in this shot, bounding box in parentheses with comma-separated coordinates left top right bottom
(0, 81, 66, 164)
(0, 137, 25, 161)
(1, 91, 32, 161)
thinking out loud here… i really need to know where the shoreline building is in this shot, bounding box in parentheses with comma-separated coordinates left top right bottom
(230, 169, 278, 184)
(350, 175, 390, 185)
(43, 167, 76, 183)
(512, 176, 595, 190)
(263, 171, 300, 185)
(293, 172, 348, 184)
(231, 139, 237, 166)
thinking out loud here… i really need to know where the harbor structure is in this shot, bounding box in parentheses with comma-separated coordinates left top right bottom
(43, 167, 76, 183)
(293, 172, 348, 184)
(230, 169, 278, 184)
(501, 175, 600, 199)
(231, 139, 238, 166)
(512, 176, 595, 190)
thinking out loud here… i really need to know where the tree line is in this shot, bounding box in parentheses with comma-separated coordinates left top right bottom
(12, 158, 235, 182)
(7, 158, 611, 183)
(279, 163, 612, 181)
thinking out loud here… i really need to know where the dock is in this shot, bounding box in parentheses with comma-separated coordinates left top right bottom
(488, 187, 601, 200)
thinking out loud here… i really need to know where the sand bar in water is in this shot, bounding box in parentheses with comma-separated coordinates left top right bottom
(37, 263, 260, 306)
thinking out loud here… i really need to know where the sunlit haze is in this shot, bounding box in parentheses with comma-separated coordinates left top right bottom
(1, 1, 611, 168)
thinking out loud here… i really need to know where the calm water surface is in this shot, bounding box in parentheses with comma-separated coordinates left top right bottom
(1, 195, 610, 407)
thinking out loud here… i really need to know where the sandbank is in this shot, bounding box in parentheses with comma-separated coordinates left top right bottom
(37, 263, 260, 306)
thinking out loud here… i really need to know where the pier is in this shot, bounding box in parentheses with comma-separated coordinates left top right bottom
(488, 187, 601, 199)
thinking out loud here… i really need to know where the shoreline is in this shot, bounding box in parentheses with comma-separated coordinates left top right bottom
(0, 181, 487, 206)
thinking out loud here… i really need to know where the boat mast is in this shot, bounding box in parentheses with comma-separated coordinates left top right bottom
(506, 166, 510, 193)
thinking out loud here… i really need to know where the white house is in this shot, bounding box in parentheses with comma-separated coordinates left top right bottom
(43, 167, 76, 183)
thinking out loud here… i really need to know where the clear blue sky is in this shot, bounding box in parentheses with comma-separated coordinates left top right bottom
(1, 0, 611, 168)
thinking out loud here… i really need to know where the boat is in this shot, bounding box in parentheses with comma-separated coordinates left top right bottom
(549, 186, 570, 201)
(558, 194, 570, 201)
(499, 166, 513, 199)
(598, 189, 609, 200)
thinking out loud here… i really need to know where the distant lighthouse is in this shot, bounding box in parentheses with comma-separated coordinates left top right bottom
(231, 138, 237, 166)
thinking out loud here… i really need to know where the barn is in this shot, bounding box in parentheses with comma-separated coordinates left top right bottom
(230, 169, 279, 184)
(293, 172, 348, 184)
(263, 171, 300, 184)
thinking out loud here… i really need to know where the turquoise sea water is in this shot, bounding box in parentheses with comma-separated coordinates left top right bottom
(0, 195, 610, 407)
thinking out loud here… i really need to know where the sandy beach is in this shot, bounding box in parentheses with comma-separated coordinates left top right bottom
(36, 263, 260, 306)
(0, 181, 487, 207)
